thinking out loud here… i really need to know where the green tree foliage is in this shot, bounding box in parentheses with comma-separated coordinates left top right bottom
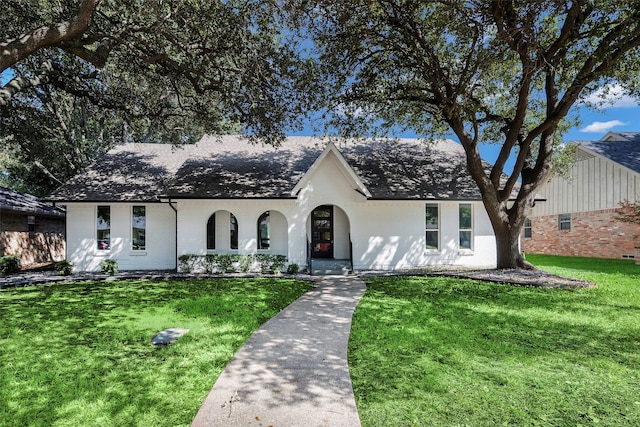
(0, 87, 125, 195)
(1, 0, 316, 194)
(290, 0, 640, 268)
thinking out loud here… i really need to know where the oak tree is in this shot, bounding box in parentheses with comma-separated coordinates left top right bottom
(292, 0, 640, 268)
(1, 0, 315, 194)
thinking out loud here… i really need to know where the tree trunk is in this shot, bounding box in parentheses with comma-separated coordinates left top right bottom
(493, 223, 533, 269)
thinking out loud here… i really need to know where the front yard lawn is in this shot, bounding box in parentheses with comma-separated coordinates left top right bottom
(0, 278, 311, 427)
(349, 255, 640, 426)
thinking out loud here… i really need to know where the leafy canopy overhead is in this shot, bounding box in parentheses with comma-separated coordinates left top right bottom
(291, 0, 640, 268)
(1, 0, 317, 194)
(1, 0, 316, 144)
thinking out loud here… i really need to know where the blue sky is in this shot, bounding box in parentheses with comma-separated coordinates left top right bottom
(475, 86, 640, 173)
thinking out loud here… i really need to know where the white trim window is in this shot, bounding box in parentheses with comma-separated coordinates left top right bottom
(207, 213, 216, 250)
(425, 203, 439, 250)
(230, 213, 238, 250)
(97, 205, 111, 250)
(524, 218, 532, 238)
(459, 203, 473, 250)
(258, 211, 270, 250)
(132, 206, 146, 250)
(558, 213, 571, 231)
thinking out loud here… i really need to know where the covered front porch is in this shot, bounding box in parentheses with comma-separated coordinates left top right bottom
(306, 204, 353, 275)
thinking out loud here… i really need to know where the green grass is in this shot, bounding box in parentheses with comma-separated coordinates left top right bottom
(0, 278, 311, 427)
(350, 255, 640, 426)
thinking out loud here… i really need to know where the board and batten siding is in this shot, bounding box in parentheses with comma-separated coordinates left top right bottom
(530, 150, 640, 217)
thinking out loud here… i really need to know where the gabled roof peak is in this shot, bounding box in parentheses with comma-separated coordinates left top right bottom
(290, 140, 372, 197)
(600, 131, 640, 142)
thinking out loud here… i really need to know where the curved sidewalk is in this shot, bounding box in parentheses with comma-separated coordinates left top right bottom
(191, 276, 366, 427)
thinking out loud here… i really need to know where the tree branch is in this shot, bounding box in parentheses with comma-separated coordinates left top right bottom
(0, 0, 100, 72)
(0, 63, 52, 106)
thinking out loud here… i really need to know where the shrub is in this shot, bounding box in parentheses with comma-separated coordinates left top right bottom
(256, 254, 273, 273)
(54, 260, 73, 276)
(101, 259, 118, 276)
(217, 254, 239, 273)
(238, 255, 253, 273)
(254, 254, 287, 274)
(286, 263, 300, 275)
(270, 255, 287, 274)
(0, 255, 21, 275)
(178, 254, 199, 273)
(203, 254, 219, 273)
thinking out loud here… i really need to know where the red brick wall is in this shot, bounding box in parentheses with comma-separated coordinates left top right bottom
(0, 212, 66, 266)
(522, 208, 640, 259)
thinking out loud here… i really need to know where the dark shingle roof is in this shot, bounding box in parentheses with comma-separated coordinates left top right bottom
(48, 135, 496, 202)
(578, 139, 640, 174)
(1, 186, 65, 216)
(46, 144, 194, 202)
(605, 132, 640, 142)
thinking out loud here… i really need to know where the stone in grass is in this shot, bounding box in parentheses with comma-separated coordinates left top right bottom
(151, 328, 189, 346)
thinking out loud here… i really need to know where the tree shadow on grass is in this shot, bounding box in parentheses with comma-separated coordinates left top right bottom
(0, 278, 311, 427)
(350, 276, 640, 426)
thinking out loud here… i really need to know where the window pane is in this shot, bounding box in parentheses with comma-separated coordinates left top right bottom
(258, 212, 270, 250)
(426, 204, 438, 229)
(230, 213, 238, 250)
(97, 206, 110, 250)
(313, 207, 331, 218)
(559, 214, 571, 230)
(459, 231, 472, 250)
(426, 204, 439, 250)
(132, 206, 146, 250)
(314, 219, 331, 228)
(459, 204, 472, 229)
(524, 218, 532, 238)
(207, 214, 216, 250)
(426, 231, 439, 249)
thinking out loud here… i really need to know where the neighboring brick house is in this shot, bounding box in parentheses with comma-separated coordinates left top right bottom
(0, 186, 66, 266)
(522, 131, 640, 260)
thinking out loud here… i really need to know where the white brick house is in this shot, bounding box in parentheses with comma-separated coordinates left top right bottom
(47, 136, 500, 272)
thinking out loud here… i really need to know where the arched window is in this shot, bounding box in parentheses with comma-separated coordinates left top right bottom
(258, 211, 270, 250)
(230, 213, 238, 250)
(206, 213, 216, 250)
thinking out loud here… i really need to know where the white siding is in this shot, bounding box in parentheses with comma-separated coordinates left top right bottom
(531, 151, 640, 216)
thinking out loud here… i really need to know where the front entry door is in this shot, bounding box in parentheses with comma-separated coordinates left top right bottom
(311, 205, 333, 258)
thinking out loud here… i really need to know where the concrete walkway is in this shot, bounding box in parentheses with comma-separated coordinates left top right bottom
(191, 276, 366, 427)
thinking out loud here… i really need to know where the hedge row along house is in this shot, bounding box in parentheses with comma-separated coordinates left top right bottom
(0, 186, 66, 267)
(46, 136, 510, 274)
(522, 132, 640, 262)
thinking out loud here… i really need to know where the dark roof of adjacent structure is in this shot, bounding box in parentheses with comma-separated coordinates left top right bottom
(0, 186, 65, 216)
(601, 131, 640, 142)
(47, 135, 503, 202)
(578, 134, 640, 174)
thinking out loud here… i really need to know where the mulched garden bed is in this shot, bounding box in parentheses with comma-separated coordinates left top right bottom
(429, 268, 596, 289)
(1, 268, 595, 290)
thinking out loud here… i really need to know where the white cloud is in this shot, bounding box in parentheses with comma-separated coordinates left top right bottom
(582, 84, 639, 108)
(580, 120, 627, 133)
